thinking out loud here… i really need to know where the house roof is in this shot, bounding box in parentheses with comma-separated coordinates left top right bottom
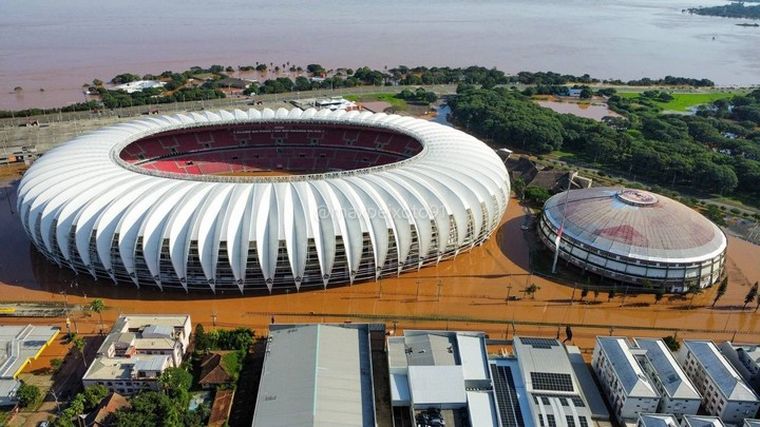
(635, 338, 700, 400)
(596, 337, 658, 398)
(82, 392, 131, 426)
(198, 353, 233, 385)
(684, 340, 759, 402)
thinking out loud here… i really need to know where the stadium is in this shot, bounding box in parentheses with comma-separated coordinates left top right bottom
(538, 187, 727, 292)
(17, 108, 510, 293)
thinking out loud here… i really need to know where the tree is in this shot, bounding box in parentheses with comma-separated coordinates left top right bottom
(82, 384, 108, 408)
(712, 277, 728, 307)
(72, 335, 86, 369)
(195, 324, 209, 352)
(687, 283, 703, 310)
(90, 299, 105, 331)
(160, 367, 192, 393)
(512, 177, 526, 200)
(523, 186, 551, 206)
(654, 288, 665, 304)
(159, 367, 193, 407)
(50, 358, 63, 374)
(662, 335, 680, 352)
(16, 382, 40, 408)
(580, 288, 589, 303)
(744, 282, 758, 310)
(523, 284, 541, 299)
(608, 288, 616, 301)
(306, 64, 325, 75)
(113, 391, 182, 427)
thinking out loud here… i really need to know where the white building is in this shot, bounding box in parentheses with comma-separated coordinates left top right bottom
(82, 315, 191, 395)
(681, 414, 726, 427)
(677, 340, 760, 424)
(634, 338, 702, 417)
(638, 413, 679, 427)
(718, 342, 760, 395)
(111, 80, 166, 93)
(252, 324, 381, 427)
(0, 325, 59, 406)
(592, 337, 660, 424)
(744, 419, 760, 427)
(515, 336, 609, 427)
(388, 330, 500, 427)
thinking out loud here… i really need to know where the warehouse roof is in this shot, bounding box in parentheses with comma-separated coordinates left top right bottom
(252, 324, 376, 427)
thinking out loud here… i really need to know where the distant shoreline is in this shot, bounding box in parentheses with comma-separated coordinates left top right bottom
(1, 65, 735, 117)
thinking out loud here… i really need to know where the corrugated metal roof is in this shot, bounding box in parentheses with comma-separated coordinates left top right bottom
(543, 187, 726, 263)
(252, 324, 375, 427)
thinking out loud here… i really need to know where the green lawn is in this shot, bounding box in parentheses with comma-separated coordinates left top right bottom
(344, 93, 407, 110)
(617, 91, 740, 112)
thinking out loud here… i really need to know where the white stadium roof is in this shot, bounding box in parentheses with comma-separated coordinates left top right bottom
(17, 108, 509, 293)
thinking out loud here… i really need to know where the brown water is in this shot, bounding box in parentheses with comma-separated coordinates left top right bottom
(2, 174, 759, 351)
(537, 100, 621, 121)
(2, 0, 760, 110)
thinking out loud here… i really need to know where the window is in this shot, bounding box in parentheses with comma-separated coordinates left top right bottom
(578, 416, 588, 427)
(546, 414, 556, 427)
(566, 416, 576, 427)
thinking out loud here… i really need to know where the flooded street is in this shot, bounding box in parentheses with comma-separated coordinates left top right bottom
(3, 0, 760, 110)
(2, 174, 759, 351)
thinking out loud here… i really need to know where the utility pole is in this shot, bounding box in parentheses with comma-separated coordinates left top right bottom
(505, 285, 512, 305)
(436, 280, 443, 302)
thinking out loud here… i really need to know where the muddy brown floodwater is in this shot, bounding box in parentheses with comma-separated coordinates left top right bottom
(1, 175, 759, 360)
(3, 0, 760, 110)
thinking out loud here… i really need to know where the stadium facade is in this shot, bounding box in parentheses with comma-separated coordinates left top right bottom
(539, 187, 726, 292)
(18, 108, 510, 293)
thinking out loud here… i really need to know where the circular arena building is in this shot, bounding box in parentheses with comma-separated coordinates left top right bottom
(538, 187, 726, 292)
(17, 108, 510, 293)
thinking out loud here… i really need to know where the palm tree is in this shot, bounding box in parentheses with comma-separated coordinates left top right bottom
(654, 288, 665, 304)
(744, 282, 758, 310)
(687, 284, 703, 310)
(90, 299, 105, 332)
(72, 336, 86, 369)
(712, 277, 728, 308)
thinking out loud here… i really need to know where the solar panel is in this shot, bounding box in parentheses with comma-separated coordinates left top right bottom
(491, 365, 525, 427)
(531, 372, 574, 392)
(521, 337, 560, 349)
(533, 393, 585, 407)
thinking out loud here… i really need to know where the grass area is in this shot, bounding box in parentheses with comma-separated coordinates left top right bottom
(221, 351, 242, 381)
(344, 92, 407, 110)
(617, 91, 740, 112)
